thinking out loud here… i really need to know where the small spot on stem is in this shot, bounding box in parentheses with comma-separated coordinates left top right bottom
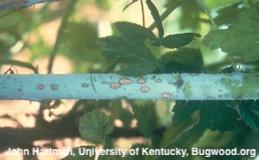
(110, 82, 121, 89)
(161, 92, 172, 99)
(81, 83, 89, 88)
(119, 77, 132, 85)
(137, 78, 146, 84)
(50, 84, 59, 91)
(155, 78, 162, 83)
(140, 85, 150, 93)
(37, 84, 45, 90)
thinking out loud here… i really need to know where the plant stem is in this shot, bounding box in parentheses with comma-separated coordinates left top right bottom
(0, 59, 38, 73)
(197, 0, 218, 30)
(0, 73, 259, 101)
(140, 0, 145, 27)
(47, 0, 75, 73)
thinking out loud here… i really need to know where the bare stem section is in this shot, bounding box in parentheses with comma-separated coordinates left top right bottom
(0, 73, 259, 101)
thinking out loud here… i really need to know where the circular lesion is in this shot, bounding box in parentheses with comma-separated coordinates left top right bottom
(50, 84, 59, 91)
(81, 83, 89, 88)
(36, 84, 45, 90)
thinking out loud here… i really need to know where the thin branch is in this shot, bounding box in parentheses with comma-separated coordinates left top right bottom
(47, 0, 75, 73)
(140, 0, 145, 27)
(0, 59, 38, 73)
(197, 0, 218, 30)
(0, 73, 259, 101)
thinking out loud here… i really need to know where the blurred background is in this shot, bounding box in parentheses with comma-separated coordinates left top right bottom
(0, 0, 258, 159)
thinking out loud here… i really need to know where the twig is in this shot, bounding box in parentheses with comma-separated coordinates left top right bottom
(140, 0, 145, 27)
(47, 0, 75, 73)
(197, 0, 218, 29)
(148, 0, 184, 30)
(0, 59, 38, 73)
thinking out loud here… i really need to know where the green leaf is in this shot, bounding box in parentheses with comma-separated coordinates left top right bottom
(239, 101, 259, 129)
(62, 146, 95, 160)
(214, 2, 242, 26)
(204, 8, 259, 62)
(161, 33, 201, 49)
(100, 36, 159, 76)
(146, 0, 164, 38)
(200, 101, 239, 132)
(113, 22, 157, 41)
(133, 102, 158, 137)
(160, 48, 204, 73)
(79, 110, 114, 144)
(172, 101, 200, 124)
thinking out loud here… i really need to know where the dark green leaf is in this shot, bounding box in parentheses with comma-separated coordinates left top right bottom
(214, 1, 242, 26)
(133, 102, 158, 136)
(161, 33, 201, 49)
(160, 48, 204, 73)
(113, 22, 157, 41)
(200, 101, 239, 132)
(204, 8, 259, 62)
(164, 123, 205, 157)
(62, 146, 95, 160)
(172, 101, 200, 124)
(79, 110, 114, 144)
(146, 0, 164, 38)
(100, 36, 159, 76)
(239, 101, 259, 129)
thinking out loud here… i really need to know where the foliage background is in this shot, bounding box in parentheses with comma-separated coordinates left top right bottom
(0, 0, 258, 159)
